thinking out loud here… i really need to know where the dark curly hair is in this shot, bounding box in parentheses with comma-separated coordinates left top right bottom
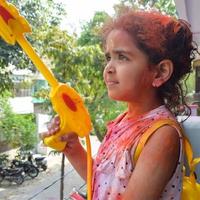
(101, 10, 199, 116)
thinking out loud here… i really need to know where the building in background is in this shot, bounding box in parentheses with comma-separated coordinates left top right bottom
(8, 69, 50, 154)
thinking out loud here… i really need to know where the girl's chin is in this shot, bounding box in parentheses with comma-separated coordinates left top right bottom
(107, 92, 135, 103)
(107, 93, 124, 101)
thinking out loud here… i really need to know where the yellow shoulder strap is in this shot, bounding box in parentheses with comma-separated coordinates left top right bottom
(133, 119, 198, 173)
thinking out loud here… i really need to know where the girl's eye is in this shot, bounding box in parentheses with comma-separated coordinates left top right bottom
(105, 54, 111, 62)
(118, 54, 128, 61)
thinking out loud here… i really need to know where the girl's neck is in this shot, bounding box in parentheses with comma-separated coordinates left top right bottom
(125, 100, 163, 120)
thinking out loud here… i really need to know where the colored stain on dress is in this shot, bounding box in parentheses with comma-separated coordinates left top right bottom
(92, 105, 183, 200)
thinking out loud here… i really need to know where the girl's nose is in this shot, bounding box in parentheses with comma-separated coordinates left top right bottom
(105, 61, 115, 74)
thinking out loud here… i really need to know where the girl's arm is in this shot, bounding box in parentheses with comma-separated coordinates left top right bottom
(123, 125, 180, 200)
(62, 134, 91, 181)
(41, 116, 92, 181)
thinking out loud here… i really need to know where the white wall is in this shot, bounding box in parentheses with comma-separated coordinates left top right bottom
(175, 0, 200, 45)
(35, 113, 51, 154)
(9, 97, 34, 114)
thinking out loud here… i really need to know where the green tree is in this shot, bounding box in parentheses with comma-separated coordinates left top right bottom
(113, 0, 176, 16)
(0, 0, 66, 93)
(0, 92, 37, 150)
(140, 0, 176, 16)
(77, 11, 111, 46)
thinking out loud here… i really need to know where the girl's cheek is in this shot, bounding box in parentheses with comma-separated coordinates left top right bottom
(103, 71, 106, 82)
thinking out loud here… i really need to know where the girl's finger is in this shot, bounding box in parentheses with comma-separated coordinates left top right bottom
(39, 132, 49, 139)
(59, 132, 77, 141)
(54, 115, 60, 125)
(47, 121, 53, 131)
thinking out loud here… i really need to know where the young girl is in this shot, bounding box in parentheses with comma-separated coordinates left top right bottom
(41, 10, 198, 200)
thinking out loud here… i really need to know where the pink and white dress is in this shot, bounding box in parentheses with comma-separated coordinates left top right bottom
(92, 105, 184, 200)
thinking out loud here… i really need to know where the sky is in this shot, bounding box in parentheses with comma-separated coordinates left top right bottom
(56, 0, 119, 34)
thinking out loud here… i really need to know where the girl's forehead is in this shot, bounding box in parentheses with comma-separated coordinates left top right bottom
(107, 29, 130, 40)
(106, 30, 129, 45)
(105, 30, 138, 51)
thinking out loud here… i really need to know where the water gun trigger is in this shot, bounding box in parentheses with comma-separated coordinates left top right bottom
(43, 83, 92, 151)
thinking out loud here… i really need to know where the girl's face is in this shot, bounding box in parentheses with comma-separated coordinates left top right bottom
(103, 29, 156, 103)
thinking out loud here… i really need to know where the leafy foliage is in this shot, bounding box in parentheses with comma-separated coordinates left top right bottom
(0, 0, 66, 93)
(77, 11, 111, 46)
(114, 0, 176, 16)
(139, 0, 176, 16)
(0, 92, 37, 150)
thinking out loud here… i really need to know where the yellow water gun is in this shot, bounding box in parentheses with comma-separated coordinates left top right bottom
(0, 1, 92, 199)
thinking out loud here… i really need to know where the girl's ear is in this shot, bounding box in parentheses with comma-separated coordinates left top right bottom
(152, 59, 173, 88)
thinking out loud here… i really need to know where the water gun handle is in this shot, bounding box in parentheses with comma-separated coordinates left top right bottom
(17, 36, 92, 150)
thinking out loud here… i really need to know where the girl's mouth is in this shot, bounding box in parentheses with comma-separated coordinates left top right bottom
(106, 81, 119, 86)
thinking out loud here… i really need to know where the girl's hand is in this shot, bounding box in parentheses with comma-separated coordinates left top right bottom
(40, 115, 80, 152)
(40, 115, 60, 138)
(40, 116, 88, 180)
